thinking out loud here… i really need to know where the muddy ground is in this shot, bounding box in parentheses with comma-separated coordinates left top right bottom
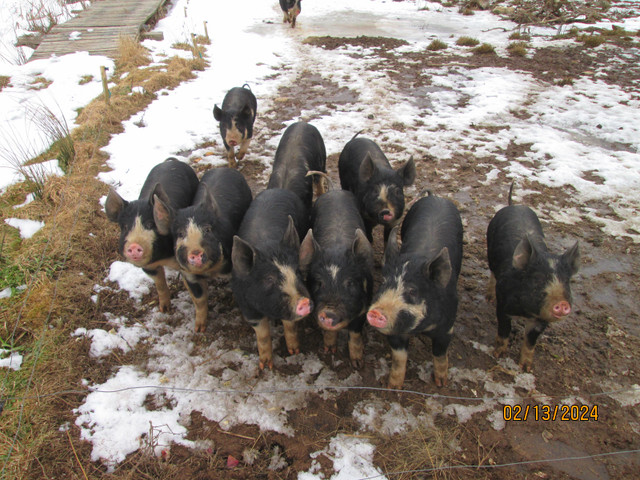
(73, 35, 640, 479)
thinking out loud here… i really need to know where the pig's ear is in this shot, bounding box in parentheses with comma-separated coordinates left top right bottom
(153, 194, 173, 236)
(359, 153, 377, 183)
(353, 228, 374, 270)
(299, 229, 318, 273)
(512, 235, 533, 270)
(150, 183, 170, 207)
(398, 156, 416, 187)
(383, 225, 401, 265)
(213, 105, 222, 121)
(232, 236, 255, 276)
(282, 215, 301, 250)
(561, 241, 580, 276)
(201, 183, 221, 217)
(105, 187, 126, 222)
(239, 104, 253, 119)
(424, 247, 452, 288)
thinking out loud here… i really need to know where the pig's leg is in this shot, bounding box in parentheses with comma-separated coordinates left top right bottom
(519, 319, 547, 372)
(486, 272, 496, 303)
(226, 146, 237, 169)
(493, 301, 511, 358)
(348, 330, 364, 370)
(251, 317, 273, 370)
(387, 334, 409, 389)
(323, 330, 338, 353)
(143, 266, 171, 313)
(236, 137, 251, 161)
(431, 334, 452, 387)
(282, 319, 300, 355)
(184, 277, 209, 333)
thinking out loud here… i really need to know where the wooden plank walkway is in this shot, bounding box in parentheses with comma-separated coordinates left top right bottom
(30, 0, 166, 61)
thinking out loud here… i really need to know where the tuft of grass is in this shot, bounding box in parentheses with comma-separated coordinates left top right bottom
(581, 34, 605, 47)
(472, 43, 496, 54)
(116, 35, 152, 72)
(78, 74, 93, 85)
(556, 77, 574, 86)
(456, 36, 480, 47)
(375, 421, 460, 480)
(29, 76, 52, 90)
(460, 7, 475, 15)
(427, 39, 448, 51)
(509, 31, 530, 41)
(507, 41, 528, 56)
(0, 75, 9, 91)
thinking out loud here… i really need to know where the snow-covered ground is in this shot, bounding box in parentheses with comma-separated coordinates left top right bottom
(2, 0, 640, 476)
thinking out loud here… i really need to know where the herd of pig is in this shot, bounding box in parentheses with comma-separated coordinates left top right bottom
(104, 84, 580, 390)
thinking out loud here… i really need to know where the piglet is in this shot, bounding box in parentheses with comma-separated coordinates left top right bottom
(104, 158, 199, 312)
(367, 194, 462, 389)
(338, 134, 415, 244)
(153, 167, 252, 332)
(213, 85, 257, 168)
(487, 187, 580, 371)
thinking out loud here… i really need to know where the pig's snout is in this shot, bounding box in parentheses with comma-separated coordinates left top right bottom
(318, 310, 340, 329)
(367, 309, 388, 329)
(126, 243, 144, 262)
(552, 300, 571, 318)
(296, 297, 312, 317)
(188, 250, 205, 267)
(380, 209, 394, 223)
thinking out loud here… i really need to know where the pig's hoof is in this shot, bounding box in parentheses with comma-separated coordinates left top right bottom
(259, 359, 274, 371)
(350, 357, 364, 370)
(288, 347, 300, 355)
(195, 323, 206, 333)
(387, 381, 403, 391)
(433, 374, 448, 388)
(519, 361, 533, 373)
(324, 345, 337, 354)
(236, 151, 246, 161)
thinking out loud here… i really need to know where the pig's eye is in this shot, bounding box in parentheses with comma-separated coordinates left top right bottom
(144, 220, 156, 230)
(345, 279, 358, 291)
(203, 225, 212, 234)
(405, 287, 418, 302)
(263, 274, 278, 289)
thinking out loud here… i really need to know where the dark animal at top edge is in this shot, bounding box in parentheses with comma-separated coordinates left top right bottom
(231, 188, 312, 370)
(486, 184, 580, 372)
(213, 85, 257, 168)
(300, 190, 374, 369)
(279, 0, 301, 28)
(367, 194, 463, 389)
(267, 121, 327, 211)
(338, 134, 415, 245)
(153, 167, 252, 332)
(104, 158, 199, 312)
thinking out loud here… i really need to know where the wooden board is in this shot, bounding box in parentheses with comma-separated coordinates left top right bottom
(30, 0, 166, 61)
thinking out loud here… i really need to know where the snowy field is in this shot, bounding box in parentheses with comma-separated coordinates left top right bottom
(2, 0, 640, 477)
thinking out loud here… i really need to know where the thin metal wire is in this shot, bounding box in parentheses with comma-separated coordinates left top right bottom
(2, 383, 638, 404)
(359, 448, 640, 479)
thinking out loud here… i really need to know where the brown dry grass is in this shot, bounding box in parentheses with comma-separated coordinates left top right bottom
(374, 418, 461, 480)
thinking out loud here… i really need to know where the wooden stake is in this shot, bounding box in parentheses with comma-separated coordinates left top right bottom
(100, 66, 110, 105)
(203, 21, 209, 41)
(191, 33, 201, 59)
